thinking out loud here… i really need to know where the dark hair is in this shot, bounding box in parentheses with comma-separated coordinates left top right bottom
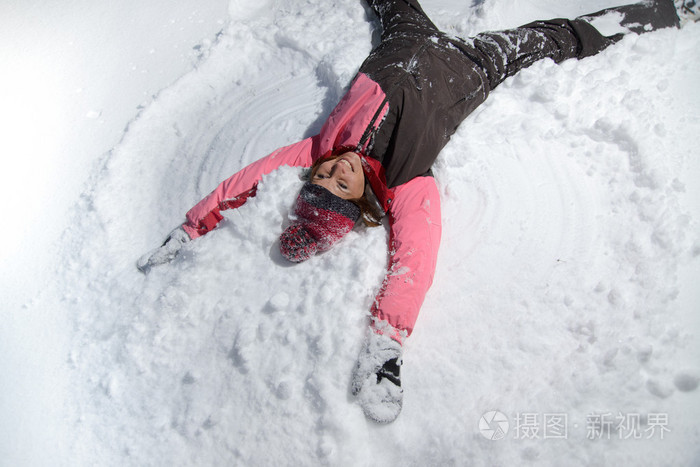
(308, 152, 383, 227)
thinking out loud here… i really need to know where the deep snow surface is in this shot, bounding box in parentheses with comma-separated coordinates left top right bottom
(0, 0, 229, 464)
(3, 0, 700, 465)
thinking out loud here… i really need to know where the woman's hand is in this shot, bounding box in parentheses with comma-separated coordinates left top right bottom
(351, 329, 404, 423)
(136, 226, 190, 274)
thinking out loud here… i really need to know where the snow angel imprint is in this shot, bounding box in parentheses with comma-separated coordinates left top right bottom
(137, 0, 693, 423)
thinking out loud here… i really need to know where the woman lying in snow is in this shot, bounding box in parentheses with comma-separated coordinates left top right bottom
(137, 0, 697, 423)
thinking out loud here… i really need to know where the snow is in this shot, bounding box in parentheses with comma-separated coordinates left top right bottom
(1, 0, 699, 465)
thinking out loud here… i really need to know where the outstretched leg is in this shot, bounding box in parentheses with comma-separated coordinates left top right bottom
(365, 0, 438, 39)
(457, 19, 616, 90)
(456, 0, 680, 89)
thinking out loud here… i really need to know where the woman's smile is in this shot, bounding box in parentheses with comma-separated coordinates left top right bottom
(311, 152, 365, 199)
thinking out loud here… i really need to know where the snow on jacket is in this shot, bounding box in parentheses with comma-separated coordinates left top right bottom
(182, 72, 442, 341)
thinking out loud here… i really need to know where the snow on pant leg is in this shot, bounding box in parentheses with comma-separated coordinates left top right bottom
(366, 0, 438, 38)
(455, 19, 616, 91)
(359, 0, 440, 83)
(371, 176, 441, 343)
(457, 0, 678, 91)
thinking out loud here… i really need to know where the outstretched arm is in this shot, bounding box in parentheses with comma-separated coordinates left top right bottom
(137, 136, 318, 273)
(371, 175, 442, 342)
(352, 175, 441, 423)
(183, 136, 318, 238)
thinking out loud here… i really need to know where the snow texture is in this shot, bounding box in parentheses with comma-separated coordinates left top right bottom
(2, 0, 700, 466)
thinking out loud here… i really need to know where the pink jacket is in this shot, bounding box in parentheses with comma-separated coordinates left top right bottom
(182, 73, 441, 342)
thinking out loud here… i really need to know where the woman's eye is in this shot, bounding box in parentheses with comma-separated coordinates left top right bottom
(339, 182, 348, 190)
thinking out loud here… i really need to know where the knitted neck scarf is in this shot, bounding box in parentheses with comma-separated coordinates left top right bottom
(279, 182, 361, 262)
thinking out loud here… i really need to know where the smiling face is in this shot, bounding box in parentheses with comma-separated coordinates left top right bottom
(311, 152, 365, 200)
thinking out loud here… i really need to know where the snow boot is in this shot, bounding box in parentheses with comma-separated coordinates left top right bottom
(676, 0, 700, 25)
(351, 331, 404, 423)
(136, 226, 190, 273)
